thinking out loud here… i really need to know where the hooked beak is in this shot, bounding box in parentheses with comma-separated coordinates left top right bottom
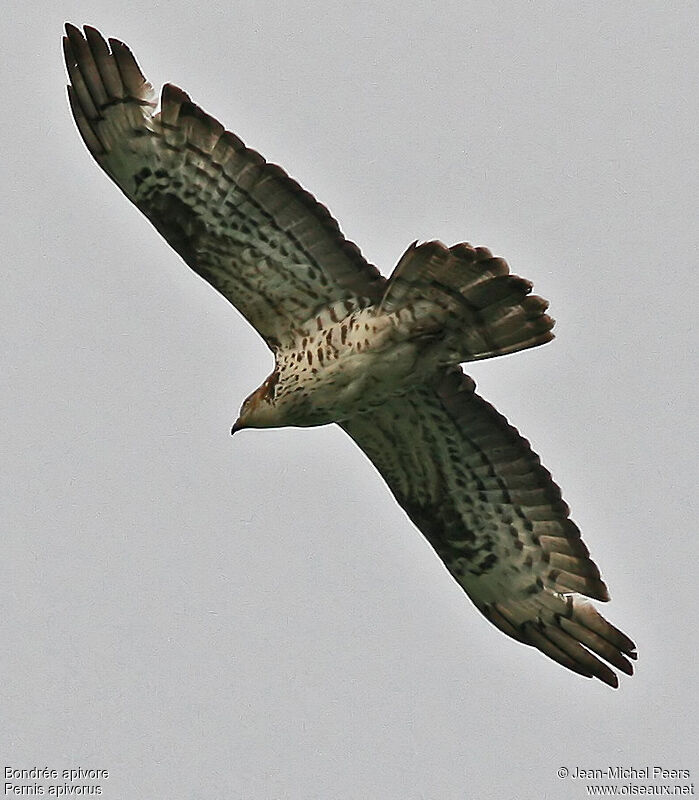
(231, 419, 243, 435)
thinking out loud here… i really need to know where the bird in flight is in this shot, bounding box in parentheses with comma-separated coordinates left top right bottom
(63, 24, 636, 687)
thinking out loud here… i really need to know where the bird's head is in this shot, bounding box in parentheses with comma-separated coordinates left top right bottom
(231, 371, 281, 434)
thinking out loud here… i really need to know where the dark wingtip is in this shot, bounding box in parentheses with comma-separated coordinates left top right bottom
(64, 22, 84, 41)
(107, 35, 128, 51)
(162, 82, 192, 104)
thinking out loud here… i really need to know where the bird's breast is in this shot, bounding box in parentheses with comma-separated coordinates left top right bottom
(274, 308, 420, 424)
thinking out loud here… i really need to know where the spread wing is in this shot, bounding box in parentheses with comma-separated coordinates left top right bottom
(63, 25, 384, 348)
(341, 368, 637, 687)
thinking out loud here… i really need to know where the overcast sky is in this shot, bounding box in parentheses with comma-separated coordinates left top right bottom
(2, 2, 697, 798)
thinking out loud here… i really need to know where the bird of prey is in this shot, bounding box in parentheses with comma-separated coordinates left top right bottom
(63, 24, 636, 687)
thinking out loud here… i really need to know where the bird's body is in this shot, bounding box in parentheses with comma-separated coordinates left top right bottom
(242, 304, 417, 429)
(63, 24, 637, 687)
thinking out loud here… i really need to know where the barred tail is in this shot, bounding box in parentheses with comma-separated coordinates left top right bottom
(381, 240, 555, 363)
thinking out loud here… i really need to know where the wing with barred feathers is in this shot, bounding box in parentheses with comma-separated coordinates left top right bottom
(63, 24, 384, 347)
(340, 367, 637, 687)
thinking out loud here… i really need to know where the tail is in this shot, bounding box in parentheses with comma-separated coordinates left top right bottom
(380, 240, 555, 362)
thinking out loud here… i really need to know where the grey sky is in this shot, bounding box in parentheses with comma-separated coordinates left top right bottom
(2, 2, 696, 798)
